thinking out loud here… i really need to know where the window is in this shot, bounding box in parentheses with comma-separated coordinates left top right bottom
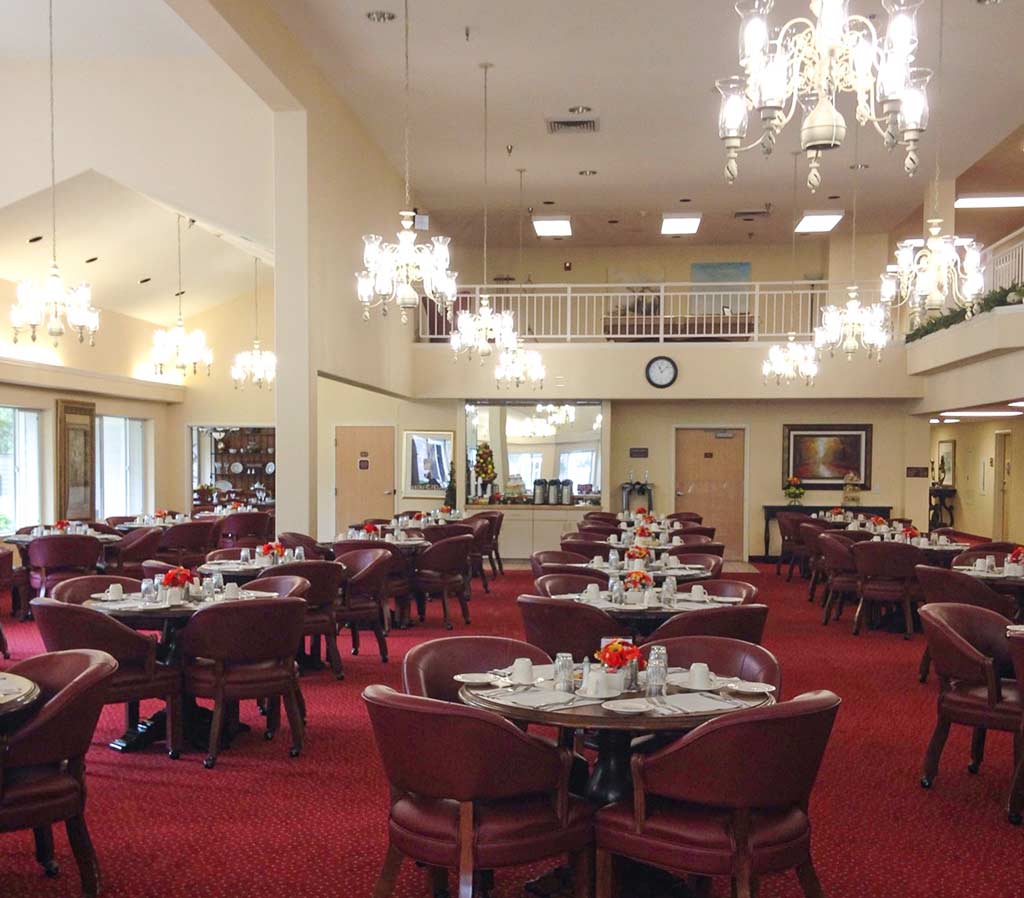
(0, 407, 42, 530)
(96, 417, 146, 520)
(558, 448, 598, 487)
(508, 451, 543, 485)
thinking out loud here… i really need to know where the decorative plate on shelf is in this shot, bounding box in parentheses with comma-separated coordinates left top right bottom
(265, 462, 276, 475)
(214, 480, 233, 490)
(229, 462, 244, 474)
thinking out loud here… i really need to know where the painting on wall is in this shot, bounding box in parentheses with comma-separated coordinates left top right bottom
(690, 262, 751, 283)
(783, 424, 873, 491)
(56, 399, 96, 520)
(937, 439, 956, 487)
(402, 431, 453, 498)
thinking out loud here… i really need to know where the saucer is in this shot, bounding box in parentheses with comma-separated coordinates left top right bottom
(602, 698, 650, 714)
(453, 673, 499, 685)
(724, 681, 776, 695)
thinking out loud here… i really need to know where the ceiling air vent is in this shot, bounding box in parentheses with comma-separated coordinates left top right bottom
(732, 204, 773, 221)
(546, 118, 600, 134)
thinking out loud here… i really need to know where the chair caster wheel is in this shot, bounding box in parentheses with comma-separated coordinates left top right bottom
(334, 673, 345, 681)
(445, 623, 453, 630)
(43, 860, 60, 877)
(289, 747, 300, 758)
(968, 763, 980, 774)
(1009, 812, 1022, 826)
(920, 776, 932, 789)
(351, 649, 359, 656)
(203, 757, 216, 769)
(168, 750, 180, 760)
(265, 730, 275, 741)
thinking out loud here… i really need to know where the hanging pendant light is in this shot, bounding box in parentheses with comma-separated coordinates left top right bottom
(494, 341, 545, 389)
(232, 258, 277, 389)
(11, 0, 100, 347)
(355, 0, 458, 324)
(150, 216, 212, 377)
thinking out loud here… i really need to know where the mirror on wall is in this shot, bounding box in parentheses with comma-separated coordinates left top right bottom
(465, 401, 602, 507)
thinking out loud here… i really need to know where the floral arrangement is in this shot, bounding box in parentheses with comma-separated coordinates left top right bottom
(784, 476, 805, 501)
(902, 526, 920, 539)
(412, 512, 424, 521)
(642, 514, 656, 525)
(161, 566, 193, 588)
(230, 501, 243, 510)
(54, 519, 69, 531)
(155, 509, 169, 518)
(473, 442, 497, 483)
(439, 505, 452, 514)
(362, 522, 379, 536)
(595, 639, 645, 671)
(830, 507, 843, 516)
(634, 507, 648, 515)
(635, 526, 652, 539)
(259, 542, 285, 557)
(1009, 546, 1024, 564)
(624, 570, 653, 591)
(625, 546, 650, 560)
(870, 515, 887, 526)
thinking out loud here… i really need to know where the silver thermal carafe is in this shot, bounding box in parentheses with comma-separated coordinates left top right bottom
(533, 479, 548, 505)
(547, 480, 562, 505)
(561, 479, 573, 504)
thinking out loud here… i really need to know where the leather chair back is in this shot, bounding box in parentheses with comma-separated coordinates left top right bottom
(537, 565, 610, 585)
(414, 535, 473, 576)
(278, 531, 326, 559)
(118, 527, 162, 562)
(665, 542, 726, 558)
(206, 547, 247, 561)
(671, 553, 724, 578)
(245, 575, 310, 598)
(517, 594, 623, 661)
(666, 512, 703, 524)
(141, 560, 176, 581)
(81, 522, 120, 536)
(530, 550, 588, 578)
(639, 635, 781, 691)
(799, 522, 830, 557)
(919, 602, 1013, 686)
(915, 565, 1016, 620)
(852, 540, 926, 580)
(561, 540, 613, 560)
(27, 535, 103, 571)
(272, 560, 347, 609)
(464, 516, 492, 551)
(670, 534, 711, 547)
(535, 573, 608, 597)
(51, 575, 142, 605)
(403, 636, 552, 703)
(32, 597, 152, 665)
(675, 525, 716, 540)
(182, 598, 306, 665)
(578, 524, 618, 537)
(641, 605, 769, 645)
(694, 579, 759, 603)
(583, 512, 619, 524)
(105, 516, 135, 527)
(421, 524, 473, 544)
(818, 533, 856, 575)
(217, 512, 271, 548)
(775, 512, 812, 543)
(564, 531, 608, 543)
(334, 548, 392, 604)
(332, 539, 406, 572)
(158, 521, 215, 553)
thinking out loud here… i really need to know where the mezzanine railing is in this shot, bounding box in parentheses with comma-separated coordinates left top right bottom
(985, 225, 1024, 293)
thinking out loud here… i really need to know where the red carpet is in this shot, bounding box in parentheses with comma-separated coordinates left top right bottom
(1, 568, 1022, 898)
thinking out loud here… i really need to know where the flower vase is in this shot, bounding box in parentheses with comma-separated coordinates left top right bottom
(787, 498, 803, 506)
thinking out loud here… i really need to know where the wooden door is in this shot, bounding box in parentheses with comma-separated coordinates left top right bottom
(335, 426, 395, 534)
(675, 428, 745, 560)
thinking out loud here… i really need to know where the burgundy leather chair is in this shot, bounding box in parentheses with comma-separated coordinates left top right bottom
(105, 516, 135, 528)
(818, 534, 859, 626)
(517, 594, 623, 662)
(32, 597, 183, 758)
(155, 521, 215, 568)
(182, 597, 306, 768)
(674, 525, 717, 540)
(278, 531, 327, 559)
(851, 541, 926, 639)
(774, 511, 812, 579)
(563, 531, 609, 543)
(530, 550, 588, 578)
(931, 527, 991, 547)
(216, 512, 271, 548)
(464, 516, 493, 594)
(561, 540, 613, 561)
(691, 579, 759, 604)
(1008, 633, 1024, 825)
(672, 553, 724, 578)
(0, 546, 28, 648)
(205, 547, 248, 562)
(245, 574, 310, 599)
(26, 535, 103, 600)
(404, 636, 552, 703)
(108, 527, 162, 579)
(584, 512, 620, 523)
(665, 541, 726, 558)
(420, 523, 472, 544)
(640, 605, 770, 646)
(666, 512, 703, 524)
(141, 560, 176, 582)
(799, 522, 831, 604)
(595, 691, 839, 898)
(363, 684, 595, 898)
(467, 511, 504, 576)
(578, 524, 619, 537)
(273, 560, 348, 679)
(333, 539, 415, 628)
(411, 536, 473, 630)
(0, 649, 118, 896)
(919, 603, 1021, 824)
(334, 548, 391, 661)
(666, 534, 711, 547)
(51, 575, 143, 606)
(535, 572, 609, 597)
(915, 565, 1017, 683)
(638, 636, 781, 693)
(538, 565, 611, 586)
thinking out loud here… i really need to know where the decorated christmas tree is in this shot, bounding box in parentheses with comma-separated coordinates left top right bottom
(444, 461, 457, 508)
(474, 442, 496, 483)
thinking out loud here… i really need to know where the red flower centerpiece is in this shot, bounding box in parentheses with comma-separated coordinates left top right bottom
(155, 509, 169, 519)
(624, 570, 653, 591)
(362, 523, 379, 537)
(412, 512, 423, 521)
(439, 505, 452, 514)
(1009, 546, 1024, 564)
(595, 639, 645, 671)
(830, 506, 843, 516)
(625, 546, 650, 561)
(54, 519, 69, 531)
(161, 567, 192, 588)
(902, 526, 920, 539)
(230, 501, 242, 510)
(870, 515, 887, 527)
(259, 542, 284, 558)
(634, 507, 648, 515)
(635, 526, 652, 539)
(642, 514, 656, 525)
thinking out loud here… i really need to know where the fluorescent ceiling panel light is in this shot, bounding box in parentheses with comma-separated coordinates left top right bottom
(929, 418, 940, 424)
(954, 195, 1024, 209)
(942, 418, 960, 423)
(795, 211, 844, 233)
(1010, 401, 1024, 408)
(940, 410, 1023, 418)
(532, 215, 572, 237)
(661, 213, 702, 235)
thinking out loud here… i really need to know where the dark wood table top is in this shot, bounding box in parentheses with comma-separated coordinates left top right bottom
(2, 531, 121, 546)
(0, 672, 41, 718)
(83, 590, 278, 625)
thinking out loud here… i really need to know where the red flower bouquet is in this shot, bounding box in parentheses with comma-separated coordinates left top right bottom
(412, 512, 424, 521)
(830, 507, 843, 515)
(362, 523, 379, 536)
(155, 509, 169, 518)
(634, 507, 648, 515)
(902, 526, 920, 539)
(595, 639, 645, 671)
(625, 546, 650, 561)
(259, 542, 284, 557)
(1009, 546, 1024, 564)
(642, 514, 656, 525)
(54, 520, 69, 530)
(624, 570, 653, 591)
(635, 526, 652, 539)
(230, 501, 243, 510)
(161, 567, 192, 588)
(870, 515, 887, 526)
(439, 505, 452, 514)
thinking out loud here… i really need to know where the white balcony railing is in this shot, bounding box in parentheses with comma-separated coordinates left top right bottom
(418, 281, 883, 344)
(984, 225, 1024, 292)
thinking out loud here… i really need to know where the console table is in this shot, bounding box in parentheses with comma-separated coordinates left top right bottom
(928, 486, 956, 530)
(762, 504, 894, 559)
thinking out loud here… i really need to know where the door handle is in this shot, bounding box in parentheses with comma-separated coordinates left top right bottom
(676, 490, 685, 496)
(384, 489, 395, 496)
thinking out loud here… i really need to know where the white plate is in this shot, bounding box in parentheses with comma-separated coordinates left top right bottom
(215, 479, 233, 490)
(667, 671, 730, 691)
(576, 687, 621, 700)
(602, 698, 651, 714)
(229, 462, 244, 474)
(453, 673, 498, 685)
(725, 681, 776, 695)
(265, 462, 276, 475)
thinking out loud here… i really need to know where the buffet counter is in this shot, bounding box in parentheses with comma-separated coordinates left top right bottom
(464, 504, 595, 559)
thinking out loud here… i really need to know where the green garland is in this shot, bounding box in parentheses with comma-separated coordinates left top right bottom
(904, 282, 1023, 344)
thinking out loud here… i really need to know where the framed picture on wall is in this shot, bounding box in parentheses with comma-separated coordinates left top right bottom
(937, 439, 956, 487)
(402, 431, 454, 499)
(782, 424, 873, 491)
(56, 398, 96, 520)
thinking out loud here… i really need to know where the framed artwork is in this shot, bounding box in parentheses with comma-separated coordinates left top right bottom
(56, 399, 96, 520)
(782, 424, 873, 491)
(402, 430, 453, 498)
(937, 439, 956, 487)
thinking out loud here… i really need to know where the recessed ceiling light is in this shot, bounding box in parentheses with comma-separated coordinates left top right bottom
(542, 200, 556, 205)
(671, 235, 681, 239)
(661, 213, 702, 235)
(929, 418, 941, 424)
(1010, 401, 1024, 408)
(139, 277, 151, 284)
(568, 105, 591, 114)
(941, 418, 960, 423)
(532, 215, 572, 237)
(940, 410, 1023, 418)
(954, 195, 1024, 209)
(27, 235, 43, 243)
(366, 10, 395, 22)
(578, 169, 598, 177)
(795, 211, 844, 233)
(85, 256, 98, 264)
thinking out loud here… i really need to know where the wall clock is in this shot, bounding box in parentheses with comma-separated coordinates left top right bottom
(645, 355, 678, 389)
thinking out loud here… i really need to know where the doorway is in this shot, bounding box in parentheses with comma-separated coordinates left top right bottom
(335, 426, 395, 533)
(993, 431, 1013, 540)
(674, 428, 747, 561)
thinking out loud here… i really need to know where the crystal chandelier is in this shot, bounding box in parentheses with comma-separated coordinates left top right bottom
(450, 298, 517, 359)
(355, 0, 457, 324)
(716, 0, 930, 191)
(151, 216, 212, 377)
(537, 404, 576, 427)
(11, 0, 100, 347)
(507, 417, 556, 440)
(814, 286, 890, 360)
(494, 340, 545, 389)
(763, 334, 820, 384)
(232, 258, 277, 389)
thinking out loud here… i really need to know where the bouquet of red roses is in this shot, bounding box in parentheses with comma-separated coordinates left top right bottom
(870, 515, 887, 526)
(161, 567, 192, 588)
(625, 546, 650, 561)
(259, 542, 284, 557)
(362, 523, 379, 536)
(635, 526, 652, 539)
(830, 506, 843, 515)
(1009, 546, 1024, 564)
(595, 639, 645, 671)
(439, 505, 452, 514)
(634, 507, 648, 515)
(902, 526, 920, 539)
(412, 512, 424, 521)
(624, 570, 653, 591)
(54, 519, 69, 530)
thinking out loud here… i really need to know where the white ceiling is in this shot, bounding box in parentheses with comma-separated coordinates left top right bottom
(268, 0, 1024, 246)
(0, 171, 260, 324)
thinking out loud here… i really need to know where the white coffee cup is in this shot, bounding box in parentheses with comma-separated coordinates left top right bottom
(223, 581, 241, 599)
(691, 583, 706, 600)
(585, 669, 607, 697)
(584, 583, 600, 602)
(107, 583, 123, 601)
(986, 555, 997, 572)
(672, 536, 682, 545)
(975, 559, 987, 572)
(939, 535, 949, 545)
(608, 533, 618, 544)
(688, 662, 712, 689)
(643, 588, 658, 607)
(511, 657, 534, 685)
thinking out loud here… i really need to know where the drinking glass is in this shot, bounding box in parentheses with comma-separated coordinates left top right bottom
(608, 548, 620, 567)
(213, 572, 225, 591)
(240, 548, 252, 564)
(202, 577, 216, 601)
(646, 646, 668, 698)
(141, 579, 156, 605)
(295, 546, 306, 561)
(663, 576, 678, 602)
(610, 579, 625, 605)
(554, 653, 575, 693)
(284, 548, 295, 562)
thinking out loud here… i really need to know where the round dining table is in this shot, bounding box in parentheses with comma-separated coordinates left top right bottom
(2, 531, 122, 548)
(0, 672, 41, 735)
(548, 590, 741, 637)
(196, 560, 268, 584)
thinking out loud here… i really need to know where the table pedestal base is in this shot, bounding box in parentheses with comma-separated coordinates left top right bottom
(585, 731, 634, 805)
(108, 701, 251, 754)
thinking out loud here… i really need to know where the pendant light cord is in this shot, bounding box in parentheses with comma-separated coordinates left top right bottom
(253, 258, 260, 340)
(931, 0, 945, 217)
(403, 0, 411, 209)
(851, 126, 859, 285)
(48, 0, 57, 265)
(789, 152, 798, 286)
(481, 63, 490, 287)
(176, 215, 183, 319)
(517, 168, 526, 285)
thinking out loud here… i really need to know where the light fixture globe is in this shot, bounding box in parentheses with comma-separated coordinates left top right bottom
(800, 96, 847, 152)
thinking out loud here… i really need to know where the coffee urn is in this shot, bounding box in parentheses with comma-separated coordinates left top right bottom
(547, 479, 562, 505)
(533, 478, 548, 505)
(561, 479, 573, 504)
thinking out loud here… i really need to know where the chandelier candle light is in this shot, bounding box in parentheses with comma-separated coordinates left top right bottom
(231, 258, 277, 389)
(356, 0, 457, 323)
(716, 0, 930, 191)
(11, 0, 100, 347)
(763, 334, 819, 385)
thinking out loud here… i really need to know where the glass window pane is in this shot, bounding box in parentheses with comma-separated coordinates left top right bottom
(127, 419, 145, 515)
(558, 449, 597, 486)
(13, 409, 41, 529)
(0, 407, 16, 531)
